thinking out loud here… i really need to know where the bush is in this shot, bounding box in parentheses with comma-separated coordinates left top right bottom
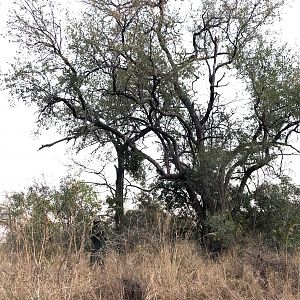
(238, 178, 300, 250)
(204, 213, 240, 253)
(1, 177, 102, 255)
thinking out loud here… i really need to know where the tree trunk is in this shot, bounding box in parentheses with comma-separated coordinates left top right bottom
(114, 147, 125, 232)
(185, 183, 207, 236)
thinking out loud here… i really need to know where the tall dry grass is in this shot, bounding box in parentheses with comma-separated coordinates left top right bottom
(0, 238, 300, 300)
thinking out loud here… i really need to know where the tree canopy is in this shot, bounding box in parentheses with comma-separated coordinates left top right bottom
(4, 0, 300, 236)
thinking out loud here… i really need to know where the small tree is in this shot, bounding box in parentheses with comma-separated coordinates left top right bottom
(2, 178, 101, 254)
(54, 177, 101, 250)
(4, 183, 55, 254)
(239, 178, 300, 249)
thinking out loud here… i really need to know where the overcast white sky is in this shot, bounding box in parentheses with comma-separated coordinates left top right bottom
(0, 0, 300, 197)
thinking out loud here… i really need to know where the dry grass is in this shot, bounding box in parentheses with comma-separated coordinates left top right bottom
(0, 240, 300, 300)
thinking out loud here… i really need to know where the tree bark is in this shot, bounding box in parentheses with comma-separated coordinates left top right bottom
(184, 183, 207, 236)
(114, 147, 125, 232)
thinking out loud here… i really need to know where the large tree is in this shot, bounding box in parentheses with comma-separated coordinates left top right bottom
(5, 0, 300, 235)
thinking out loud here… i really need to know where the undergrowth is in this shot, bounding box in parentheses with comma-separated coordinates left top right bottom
(0, 238, 300, 300)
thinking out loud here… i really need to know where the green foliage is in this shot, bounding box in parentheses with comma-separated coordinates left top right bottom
(4, 0, 300, 244)
(53, 177, 101, 250)
(155, 181, 191, 215)
(239, 179, 300, 249)
(123, 147, 145, 181)
(124, 193, 164, 230)
(236, 39, 300, 133)
(117, 193, 197, 251)
(204, 213, 240, 252)
(3, 178, 101, 254)
(4, 183, 55, 253)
